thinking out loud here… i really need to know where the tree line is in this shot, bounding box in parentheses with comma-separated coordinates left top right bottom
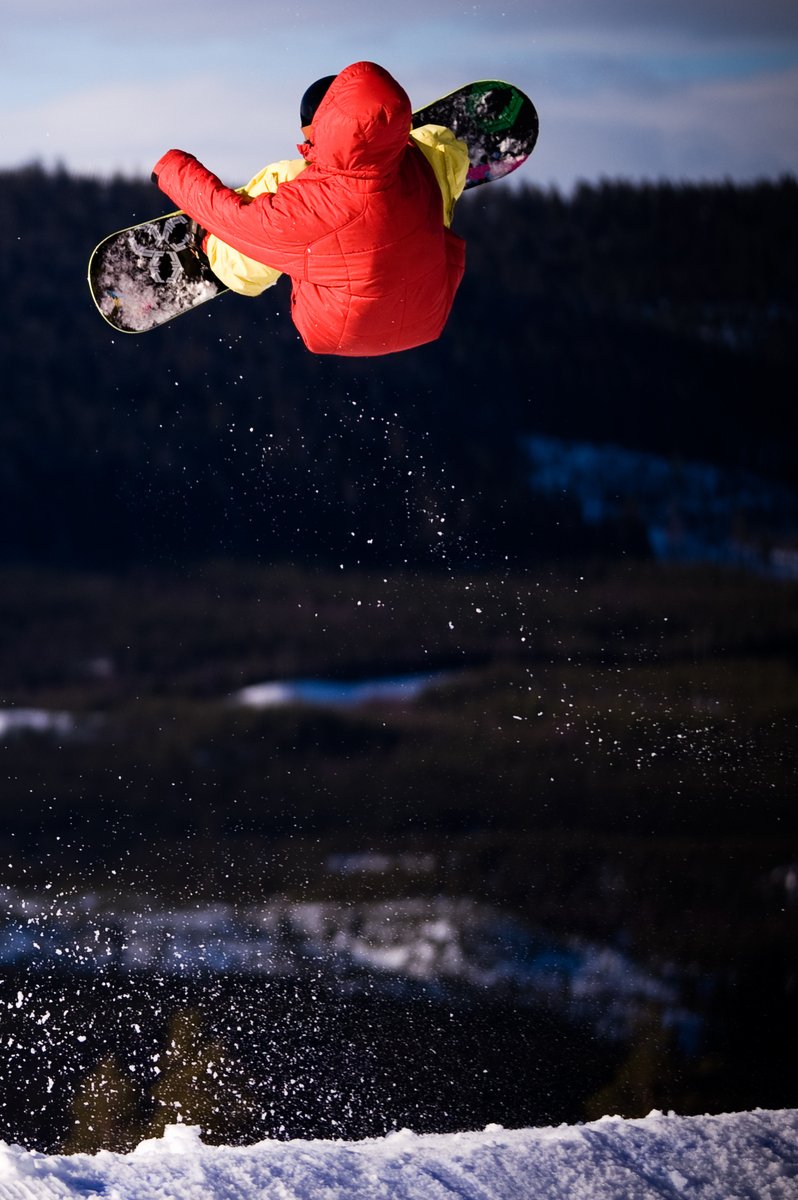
(1, 168, 796, 569)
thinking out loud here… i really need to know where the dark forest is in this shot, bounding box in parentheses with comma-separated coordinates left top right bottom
(1, 168, 796, 568)
(1, 169, 796, 1148)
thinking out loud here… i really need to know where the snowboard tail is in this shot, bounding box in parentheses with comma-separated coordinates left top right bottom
(412, 80, 538, 188)
(89, 80, 538, 334)
(89, 212, 226, 334)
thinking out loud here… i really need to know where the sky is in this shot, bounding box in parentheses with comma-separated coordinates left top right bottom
(1, 1, 797, 191)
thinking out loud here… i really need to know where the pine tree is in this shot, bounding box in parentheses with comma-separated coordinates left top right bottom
(584, 1012, 680, 1120)
(148, 1008, 249, 1143)
(61, 1055, 142, 1153)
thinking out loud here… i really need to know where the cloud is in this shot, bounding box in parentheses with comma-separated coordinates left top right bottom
(2, 77, 298, 182)
(6, 0, 798, 41)
(535, 0, 798, 39)
(3, 0, 797, 188)
(535, 65, 798, 189)
(15, 59, 795, 195)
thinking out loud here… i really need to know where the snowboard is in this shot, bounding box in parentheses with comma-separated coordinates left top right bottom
(88, 80, 538, 334)
(414, 79, 538, 189)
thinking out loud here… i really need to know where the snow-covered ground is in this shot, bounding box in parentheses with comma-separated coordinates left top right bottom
(0, 891, 689, 1041)
(0, 672, 445, 747)
(526, 434, 798, 577)
(0, 711, 76, 739)
(1, 1109, 796, 1199)
(233, 671, 447, 709)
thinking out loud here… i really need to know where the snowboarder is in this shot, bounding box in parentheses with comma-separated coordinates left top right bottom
(151, 61, 469, 357)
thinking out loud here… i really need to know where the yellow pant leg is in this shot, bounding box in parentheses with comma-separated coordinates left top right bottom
(205, 158, 307, 296)
(205, 241, 283, 297)
(409, 125, 469, 227)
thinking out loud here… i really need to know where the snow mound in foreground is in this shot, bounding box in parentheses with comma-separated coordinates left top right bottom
(0, 1109, 796, 1200)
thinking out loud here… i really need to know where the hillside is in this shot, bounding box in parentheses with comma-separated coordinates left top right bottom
(1, 172, 796, 1152)
(1, 169, 796, 568)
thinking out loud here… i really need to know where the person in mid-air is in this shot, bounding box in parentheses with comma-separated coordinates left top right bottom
(151, 61, 469, 357)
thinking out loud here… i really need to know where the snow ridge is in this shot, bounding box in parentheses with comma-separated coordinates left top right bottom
(1, 1109, 796, 1200)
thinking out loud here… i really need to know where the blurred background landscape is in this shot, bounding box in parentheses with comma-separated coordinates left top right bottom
(1, 168, 796, 1153)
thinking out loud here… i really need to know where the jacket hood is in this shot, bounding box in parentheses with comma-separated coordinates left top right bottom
(307, 62, 412, 177)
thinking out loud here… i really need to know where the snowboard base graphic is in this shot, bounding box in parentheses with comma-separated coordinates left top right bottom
(414, 79, 538, 189)
(89, 81, 538, 334)
(89, 213, 225, 334)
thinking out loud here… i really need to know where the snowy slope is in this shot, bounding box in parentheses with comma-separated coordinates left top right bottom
(1, 1109, 796, 1200)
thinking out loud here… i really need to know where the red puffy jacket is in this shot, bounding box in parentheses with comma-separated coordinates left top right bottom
(152, 62, 465, 357)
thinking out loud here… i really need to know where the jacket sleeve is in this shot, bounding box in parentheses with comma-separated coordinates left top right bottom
(203, 158, 308, 296)
(152, 149, 312, 278)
